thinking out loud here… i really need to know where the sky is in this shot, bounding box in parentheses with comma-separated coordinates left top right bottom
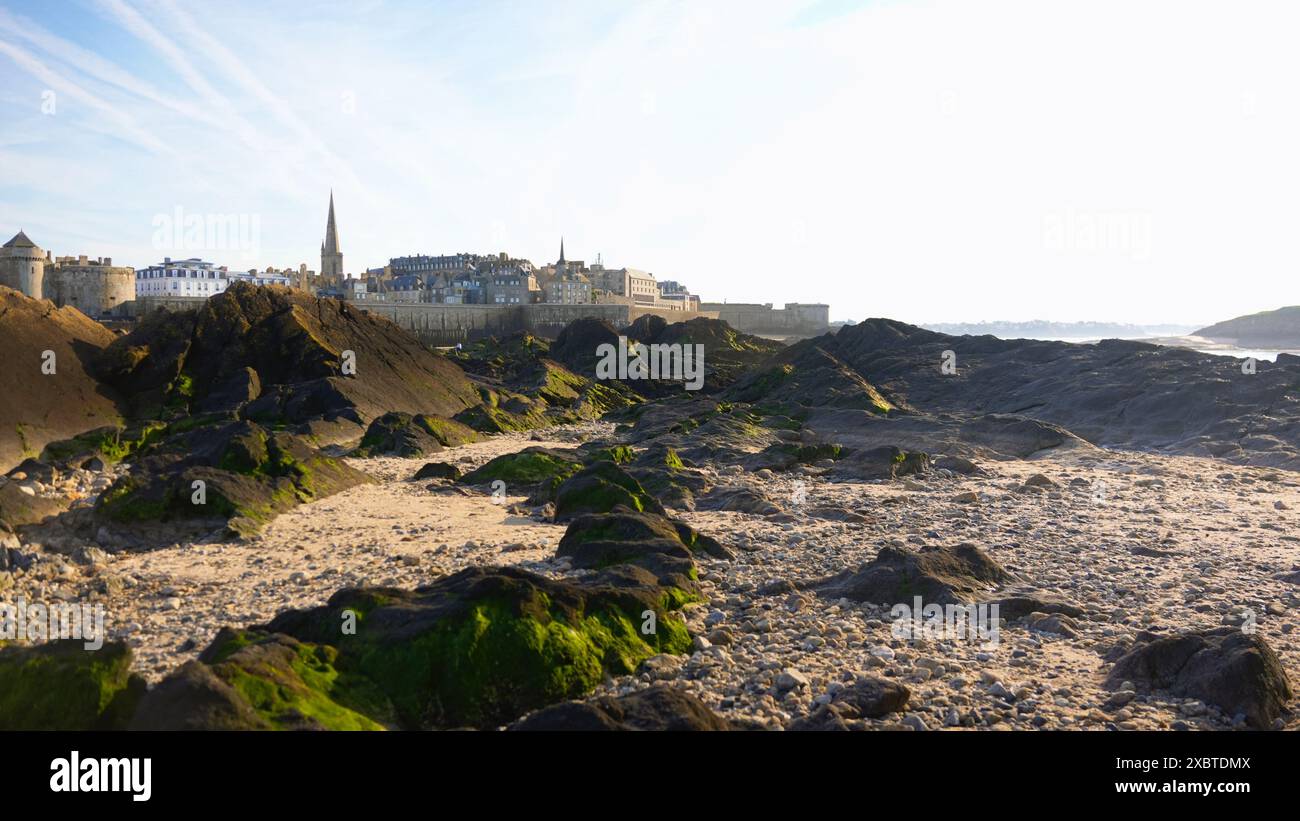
(2, 0, 1299, 326)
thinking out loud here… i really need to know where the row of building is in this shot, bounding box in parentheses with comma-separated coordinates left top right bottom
(2, 194, 828, 335)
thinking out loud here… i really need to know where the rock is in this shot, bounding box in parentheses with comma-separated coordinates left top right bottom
(697, 486, 781, 516)
(992, 591, 1085, 621)
(6, 458, 57, 484)
(142, 632, 382, 730)
(459, 447, 583, 491)
(1027, 613, 1079, 638)
(815, 542, 1011, 605)
(0, 640, 145, 730)
(0, 480, 69, 527)
(128, 660, 267, 730)
(353, 412, 480, 457)
(1105, 627, 1293, 729)
(776, 668, 810, 692)
(96, 282, 481, 428)
(0, 286, 126, 472)
(412, 461, 462, 481)
(552, 461, 666, 521)
(94, 420, 372, 539)
(934, 455, 982, 475)
(509, 686, 731, 731)
(556, 507, 731, 586)
(1022, 473, 1057, 489)
(788, 677, 910, 730)
(263, 565, 695, 729)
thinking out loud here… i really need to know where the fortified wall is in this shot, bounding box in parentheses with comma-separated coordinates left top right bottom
(129, 296, 719, 345)
(697, 302, 830, 337)
(46, 256, 136, 318)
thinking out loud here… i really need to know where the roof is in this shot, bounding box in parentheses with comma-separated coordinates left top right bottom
(3, 230, 37, 249)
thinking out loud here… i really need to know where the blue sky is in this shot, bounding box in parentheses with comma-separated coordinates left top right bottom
(3, 0, 1300, 325)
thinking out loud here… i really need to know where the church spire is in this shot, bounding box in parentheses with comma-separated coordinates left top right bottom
(321, 189, 344, 284)
(323, 189, 340, 255)
(558, 236, 565, 265)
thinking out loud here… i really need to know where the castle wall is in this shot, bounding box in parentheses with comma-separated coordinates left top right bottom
(46, 264, 136, 317)
(698, 302, 829, 337)
(127, 295, 718, 345)
(0, 255, 44, 301)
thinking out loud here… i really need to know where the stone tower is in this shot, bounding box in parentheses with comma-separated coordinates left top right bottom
(320, 190, 343, 287)
(0, 230, 47, 300)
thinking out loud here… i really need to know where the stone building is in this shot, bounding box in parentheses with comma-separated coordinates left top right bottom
(589, 263, 659, 306)
(540, 239, 592, 304)
(0, 230, 48, 300)
(46, 255, 135, 317)
(481, 259, 540, 304)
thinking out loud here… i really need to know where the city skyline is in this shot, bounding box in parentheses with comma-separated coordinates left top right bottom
(5, 1, 1300, 325)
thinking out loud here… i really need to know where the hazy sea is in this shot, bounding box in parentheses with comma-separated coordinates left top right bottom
(1015, 335, 1298, 362)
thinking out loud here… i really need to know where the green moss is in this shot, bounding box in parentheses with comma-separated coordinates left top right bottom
(40, 421, 165, 465)
(586, 445, 635, 465)
(215, 641, 386, 731)
(338, 592, 690, 728)
(663, 447, 685, 470)
(415, 414, 481, 447)
(15, 424, 34, 458)
(461, 448, 583, 485)
(0, 641, 146, 730)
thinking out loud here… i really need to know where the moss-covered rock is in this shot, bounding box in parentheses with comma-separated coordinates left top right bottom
(264, 566, 695, 729)
(0, 640, 146, 730)
(460, 446, 583, 487)
(95, 420, 372, 538)
(352, 412, 481, 457)
(556, 508, 731, 586)
(552, 461, 666, 521)
(131, 630, 389, 730)
(40, 421, 169, 466)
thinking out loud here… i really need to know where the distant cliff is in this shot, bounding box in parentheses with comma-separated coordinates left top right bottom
(1195, 306, 1300, 348)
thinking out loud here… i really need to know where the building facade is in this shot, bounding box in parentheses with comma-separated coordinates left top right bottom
(136, 257, 227, 298)
(228, 268, 292, 288)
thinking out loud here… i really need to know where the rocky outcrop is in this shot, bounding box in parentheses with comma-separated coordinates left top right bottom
(777, 319, 1300, 469)
(352, 411, 480, 457)
(0, 640, 145, 730)
(95, 282, 480, 430)
(95, 420, 371, 539)
(0, 286, 126, 472)
(509, 686, 732, 731)
(1105, 627, 1293, 729)
(814, 543, 1011, 606)
(261, 565, 695, 729)
(556, 508, 731, 587)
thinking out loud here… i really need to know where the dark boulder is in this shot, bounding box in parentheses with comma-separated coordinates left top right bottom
(815, 543, 1011, 606)
(510, 686, 731, 731)
(1105, 627, 1292, 729)
(788, 676, 910, 730)
(412, 461, 462, 481)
